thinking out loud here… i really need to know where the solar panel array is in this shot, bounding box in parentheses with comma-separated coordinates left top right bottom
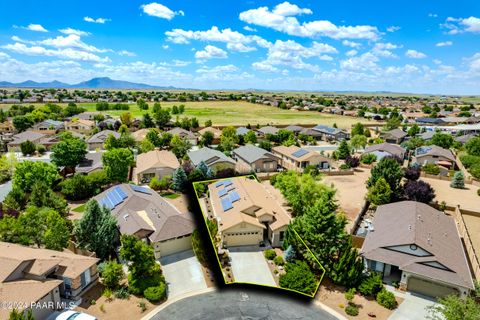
(131, 185, 152, 194)
(291, 148, 309, 158)
(416, 146, 432, 156)
(218, 188, 228, 197)
(214, 180, 243, 212)
(99, 186, 128, 210)
(221, 197, 233, 211)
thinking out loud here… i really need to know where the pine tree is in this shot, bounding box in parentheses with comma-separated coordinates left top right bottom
(450, 171, 465, 189)
(172, 167, 188, 191)
(284, 245, 296, 262)
(336, 140, 351, 159)
(330, 238, 363, 287)
(197, 161, 209, 178)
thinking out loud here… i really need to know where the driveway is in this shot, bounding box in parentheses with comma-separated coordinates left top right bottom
(160, 250, 207, 298)
(388, 292, 437, 320)
(228, 247, 276, 286)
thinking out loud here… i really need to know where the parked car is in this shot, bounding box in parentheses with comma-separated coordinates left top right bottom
(54, 310, 97, 320)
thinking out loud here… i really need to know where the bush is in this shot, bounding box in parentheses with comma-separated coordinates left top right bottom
(273, 256, 284, 266)
(404, 167, 420, 181)
(138, 300, 147, 313)
(101, 260, 124, 289)
(339, 163, 350, 170)
(361, 153, 376, 164)
(478, 189, 480, 197)
(279, 260, 317, 295)
(460, 154, 480, 169)
(345, 288, 356, 301)
(114, 286, 130, 299)
(283, 245, 296, 262)
(36, 144, 46, 155)
(61, 170, 110, 201)
(345, 156, 360, 168)
(376, 289, 398, 310)
(128, 271, 163, 295)
(422, 163, 441, 175)
(358, 273, 384, 297)
(264, 249, 277, 260)
(144, 283, 167, 302)
(450, 171, 465, 189)
(469, 164, 480, 179)
(20, 140, 36, 156)
(345, 303, 359, 316)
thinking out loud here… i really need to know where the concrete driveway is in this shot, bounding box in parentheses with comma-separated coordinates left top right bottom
(388, 292, 437, 320)
(229, 247, 276, 286)
(160, 250, 207, 298)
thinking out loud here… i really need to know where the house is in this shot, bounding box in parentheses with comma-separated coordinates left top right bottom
(0, 242, 99, 320)
(413, 145, 456, 169)
(198, 127, 222, 144)
(187, 147, 236, 172)
(131, 128, 151, 142)
(312, 125, 350, 141)
(232, 144, 279, 173)
(360, 201, 474, 298)
(236, 127, 250, 136)
(167, 127, 197, 145)
(7, 131, 47, 152)
(76, 152, 104, 174)
(418, 131, 435, 142)
(94, 184, 195, 258)
(455, 133, 477, 145)
(363, 142, 406, 160)
(416, 117, 445, 125)
(132, 149, 180, 184)
(381, 129, 407, 144)
(257, 126, 279, 137)
(299, 127, 323, 140)
(285, 125, 304, 134)
(272, 145, 332, 171)
(64, 119, 95, 134)
(32, 120, 64, 134)
(87, 130, 120, 150)
(207, 177, 291, 247)
(0, 120, 14, 134)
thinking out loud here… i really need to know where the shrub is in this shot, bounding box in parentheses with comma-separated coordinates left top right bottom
(283, 245, 296, 262)
(101, 260, 124, 289)
(422, 163, 440, 175)
(273, 256, 284, 266)
(36, 144, 46, 155)
(345, 288, 356, 302)
(114, 286, 130, 300)
(376, 289, 398, 310)
(345, 156, 360, 168)
(100, 304, 106, 313)
(127, 271, 163, 296)
(90, 299, 96, 305)
(460, 154, 480, 169)
(469, 164, 480, 179)
(103, 288, 113, 300)
(264, 249, 277, 260)
(138, 300, 147, 313)
(358, 273, 384, 297)
(361, 153, 377, 165)
(345, 303, 359, 316)
(339, 163, 350, 170)
(403, 167, 420, 181)
(279, 260, 317, 295)
(450, 171, 465, 189)
(403, 180, 435, 203)
(144, 283, 167, 302)
(20, 140, 36, 156)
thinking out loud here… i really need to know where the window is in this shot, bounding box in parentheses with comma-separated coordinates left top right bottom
(279, 231, 285, 241)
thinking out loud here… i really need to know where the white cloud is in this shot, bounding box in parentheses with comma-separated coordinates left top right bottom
(374, 42, 401, 50)
(243, 26, 257, 32)
(342, 40, 361, 48)
(39, 34, 107, 53)
(59, 28, 90, 37)
(340, 52, 379, 72)
(2, 42, 110, 63)
(252, 61, 279, 72)
(436, 41, 453, 47)
(442, 16, 480, 34)
(141, 2, 184, 20)
(406, 49, 427, 59)
(433, 59, 442, 65)
(194, 45, 228, 60)
(428, 13, 438, 18)
(387, 26, 400, 32)
(239, 3, 380, 40)
(118, 50, 136, 57)
(84, 16, 110, 24)
(16, 24, 48, 32)
(162, 44, 169, 49)
(165, 26, 269, 51)
(467, 53, 480, 71)
(346, 50, 358, 57)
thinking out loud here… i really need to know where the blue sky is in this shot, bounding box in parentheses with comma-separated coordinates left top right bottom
(0, 0, 479, 94)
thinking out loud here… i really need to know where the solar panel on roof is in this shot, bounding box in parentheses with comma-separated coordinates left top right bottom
(218, 189, 228, 197)
(215, 181, 224, 187)
(291, 148, 309, 158)
(221, 198, 233, 211)
(223, 180, 233, 187)
(109, 190, 121, 204)
(229, 191, 240, 203)
(416, 146, 432, 155)
(114, 186, 128, 199)
(131, 185, 152, 194)
(226, 185, 236, 191)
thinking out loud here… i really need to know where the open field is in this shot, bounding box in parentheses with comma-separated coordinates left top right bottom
(0, 101, 379, 128)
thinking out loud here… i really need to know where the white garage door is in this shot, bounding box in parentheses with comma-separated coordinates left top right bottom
(155, 235, 192, 258)
(224, 231, 262, 247)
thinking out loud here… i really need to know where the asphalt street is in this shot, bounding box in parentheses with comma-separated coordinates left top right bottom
(151, 288, 338, 320)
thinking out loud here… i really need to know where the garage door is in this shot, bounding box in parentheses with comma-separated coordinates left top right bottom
(224, 232, 262, 247)
(155, 235, 192, 259)
(407, 277, 458, 298)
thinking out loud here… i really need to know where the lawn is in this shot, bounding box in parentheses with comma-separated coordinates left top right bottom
(161, 192, 181, 199)
(0, 101, 378, 129)
(72, 204, 86, 213)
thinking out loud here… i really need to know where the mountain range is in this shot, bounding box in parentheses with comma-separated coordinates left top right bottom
(0, 77, 178, 90)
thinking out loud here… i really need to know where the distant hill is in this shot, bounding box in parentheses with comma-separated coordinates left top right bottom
(0, 77, 177, 89)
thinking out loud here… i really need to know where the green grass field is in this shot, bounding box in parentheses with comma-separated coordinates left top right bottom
(1, 101, 378, 129)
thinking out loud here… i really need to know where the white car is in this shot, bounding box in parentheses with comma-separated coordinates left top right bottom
(54, 310, 97, 320)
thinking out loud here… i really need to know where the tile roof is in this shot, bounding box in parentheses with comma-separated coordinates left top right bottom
(134, 149, 180, 174)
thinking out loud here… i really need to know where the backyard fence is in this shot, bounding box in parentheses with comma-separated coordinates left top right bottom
(453, 206, 480, 280)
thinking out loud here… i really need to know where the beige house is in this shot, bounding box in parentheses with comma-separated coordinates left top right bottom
(131, 128, 151, 143)
(272, 145, 332, 171)
(31, 120, 64, 135)
(64, 119, 95, 134)
(232, 144, 279, 173)
(0, 242, 99, 320)
(132, 149, 180, 184)
(208, 177, 291, 248)
(361, 201, 474, 298)
(87, 130, 120, 150)
(167, 127, 197, 146)
(198, 127, 222, 144)
(94, 184, 195, 259)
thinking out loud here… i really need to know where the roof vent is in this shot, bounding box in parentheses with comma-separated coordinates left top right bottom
(408, 224, 412, 230)
(123, 214, 129, 221)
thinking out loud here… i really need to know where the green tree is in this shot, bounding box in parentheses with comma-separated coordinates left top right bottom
(20, 140, 36, 156)
(336, 140, 351, 159)
(465, 136, 480, 156)
(137, 98, 148, 110)
(450, 171, 465, 189)
(427, 293, 480, 320)
(259, 140, 272, 151)
(0, 153, 17, 183)
(200, 131, 214, 147)
(154, 108, 171, 128)
(407, 124, 420, 137)
(367, 177, 392, 205)
(104, 134, 119, 150)
(102, 148, 134, 183)
(74, 199, 119, 260)
(102, 260, 125, 289)
(350, 135, 367, 151)
(279, 260, 317, 295)
(330, 238, 363, 287)
(367, 157, 404, 197)
(220, 126, 239, 152)
(29, 181, 68, 215)
(172, 167, 188, 192)
(13, 115, 33, 132)
(430, 133, 454, 149)
(404, 137, 425, 150)
(384, 117, 401, 131)
(145, 129, 161, 146)
(351, 123, 365, 136)
(142, 113, 155, 128)
(244, 130, 257, 144)
(51, 132, 88, 174)
(12, 161, 60, 193)
(169, 135, 192, 159)
(204, 119, 212, 127)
